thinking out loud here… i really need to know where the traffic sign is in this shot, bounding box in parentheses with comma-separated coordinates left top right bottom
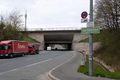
(81, 28, 100, 34)
(81, 11, 88, 19)
(81, 18, 88, 23)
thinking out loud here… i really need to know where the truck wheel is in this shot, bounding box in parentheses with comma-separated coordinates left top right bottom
(32, 52, 35, 55)
(22, 54, 25, 56)
(9, 54, 14, 58)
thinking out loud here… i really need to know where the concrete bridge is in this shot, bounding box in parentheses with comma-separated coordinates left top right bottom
(26, 28, 88, 51)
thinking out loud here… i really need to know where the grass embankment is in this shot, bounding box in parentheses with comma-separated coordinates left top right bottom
(23, 34, 39, 43)
(94, 29, 120, 71)
(80, 29, 120, 71)
(78, 57, 120, 79)
(78, 29, 120, 79)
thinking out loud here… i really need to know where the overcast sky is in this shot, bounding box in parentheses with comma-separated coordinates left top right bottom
(0, 0, 94, 29)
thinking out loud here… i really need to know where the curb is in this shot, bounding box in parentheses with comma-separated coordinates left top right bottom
(48, 52, 77, 80)
(93, 57, 115, 72)
(48, 71, 60, 80)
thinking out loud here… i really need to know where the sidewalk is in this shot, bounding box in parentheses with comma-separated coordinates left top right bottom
(48, 52, 113, 80)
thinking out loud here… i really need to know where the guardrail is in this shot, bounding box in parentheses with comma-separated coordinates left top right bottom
(26, 27, 82, 31)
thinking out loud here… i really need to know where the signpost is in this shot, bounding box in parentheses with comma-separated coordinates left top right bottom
(81, 11, 88, 19)
(88, 0, 94, 76)
(81, 11, 88, 23)
(81, 28, 100, 34)
(80, 0, 98, 76)
(87, 22, 94, 28)
(81, 18, 88, 23)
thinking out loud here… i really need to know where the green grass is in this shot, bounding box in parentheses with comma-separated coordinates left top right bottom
(78, 59, 120, 79)
(23, 36, 39, 43)
(21, 33, 39, 43)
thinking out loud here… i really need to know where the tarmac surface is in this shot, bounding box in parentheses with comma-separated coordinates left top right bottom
(49, 51, 113, 80)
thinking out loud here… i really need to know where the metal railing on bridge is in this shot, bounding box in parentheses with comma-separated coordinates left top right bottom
(27, 27, 82, 31)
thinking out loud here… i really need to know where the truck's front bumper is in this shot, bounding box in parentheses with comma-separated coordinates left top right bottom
(0, 54, 9, 57)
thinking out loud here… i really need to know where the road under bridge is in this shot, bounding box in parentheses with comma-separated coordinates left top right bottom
(26, 29, 88, 51)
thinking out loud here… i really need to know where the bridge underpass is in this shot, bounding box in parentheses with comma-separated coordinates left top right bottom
(44, 33, 73, 50)
(27, 29, 88, 51)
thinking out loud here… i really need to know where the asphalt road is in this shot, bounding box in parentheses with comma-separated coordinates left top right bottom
(0, 51, 74, 80)
(50, 52, 113, 80)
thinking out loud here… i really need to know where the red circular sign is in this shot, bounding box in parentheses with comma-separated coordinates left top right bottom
(81, 11, 88, 19)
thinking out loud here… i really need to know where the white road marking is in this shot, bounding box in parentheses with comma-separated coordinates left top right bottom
(0, 59, 52, 75)
(48, 52, 76, 80)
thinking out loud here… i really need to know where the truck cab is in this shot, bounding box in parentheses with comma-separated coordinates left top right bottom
(28, 44, 36, 55)
(0, 43, 11, 57)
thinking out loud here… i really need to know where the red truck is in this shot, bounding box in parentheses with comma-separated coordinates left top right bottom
(28, 44, 36, 55)
(0, 40, 29, 57)
(28, 43, 40, 55)
(31, 43, 40, 54)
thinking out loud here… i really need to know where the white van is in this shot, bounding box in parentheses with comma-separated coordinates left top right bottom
(47, 46, 51, 50)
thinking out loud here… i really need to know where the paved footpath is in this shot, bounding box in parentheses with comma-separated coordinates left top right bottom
(48, 51, 114, 80)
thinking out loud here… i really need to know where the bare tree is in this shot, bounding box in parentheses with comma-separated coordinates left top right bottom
(94, 0, 120, 30)
(0, 11, 24, 40)
(7, 11, 23, 31)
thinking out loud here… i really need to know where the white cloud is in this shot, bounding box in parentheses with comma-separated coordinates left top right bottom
(0, 0, 92, 28)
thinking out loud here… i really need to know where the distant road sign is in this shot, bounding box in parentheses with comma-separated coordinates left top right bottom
(81, 28, 100, 34)
(81, 11, 88, 19)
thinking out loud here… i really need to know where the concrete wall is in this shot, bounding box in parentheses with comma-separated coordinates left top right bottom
(73, 42, 101, 54)
(28, 33, 44, 50)
(72, 33, 88, 50)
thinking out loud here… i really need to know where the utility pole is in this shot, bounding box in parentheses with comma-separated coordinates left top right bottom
(1, 16, 3, 23)
(88, 0, 94, 76)
(25, 10, 27, 31)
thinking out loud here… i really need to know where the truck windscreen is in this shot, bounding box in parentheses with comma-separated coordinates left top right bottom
(0, 45, 8, 50)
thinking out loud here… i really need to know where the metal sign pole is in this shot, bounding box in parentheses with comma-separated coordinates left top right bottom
(88, 0, 93, 76)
